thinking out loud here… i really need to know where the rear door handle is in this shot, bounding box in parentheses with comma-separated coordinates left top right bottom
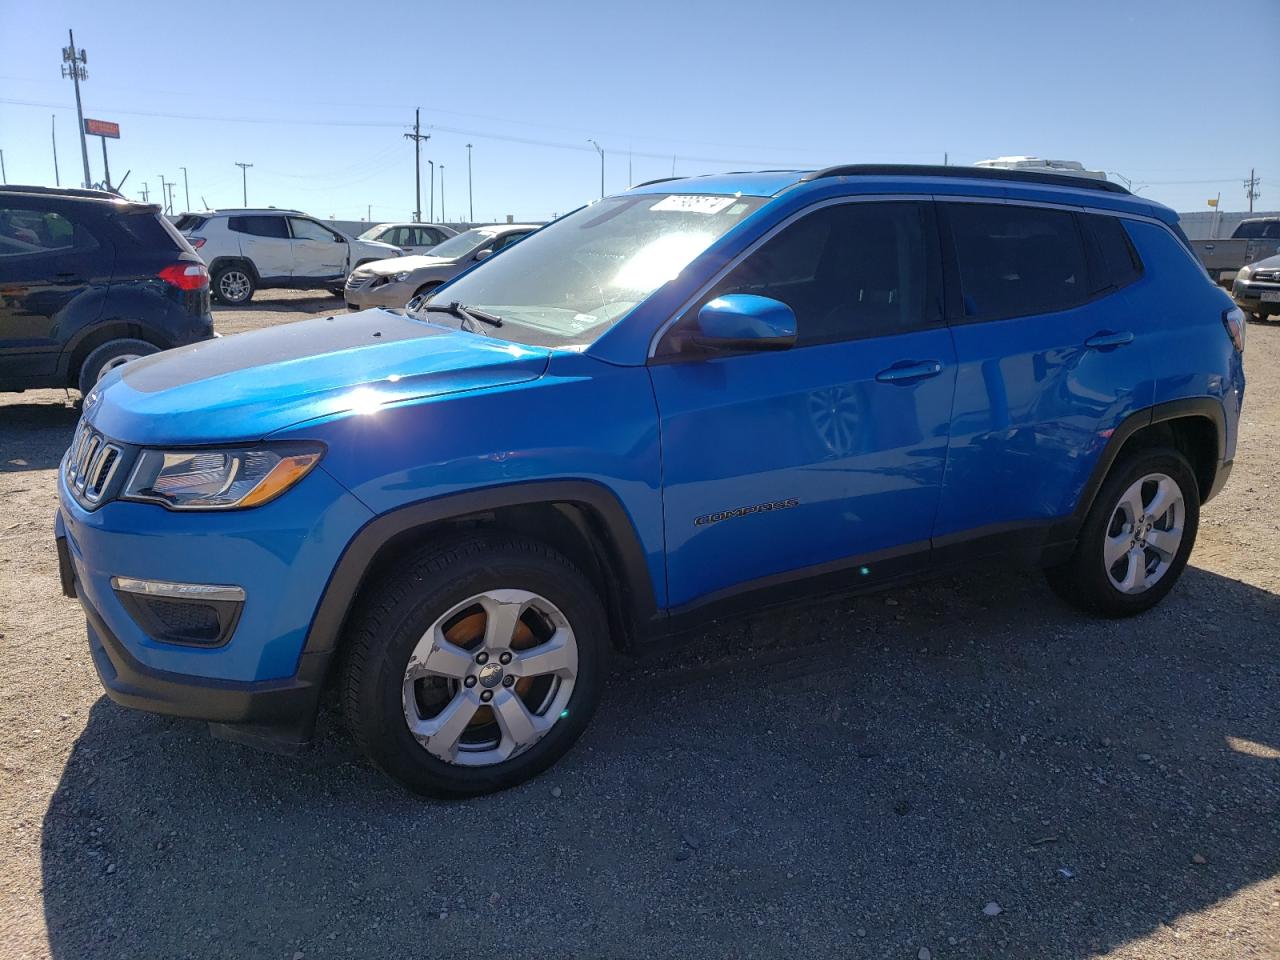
(1084, 331, 1134, 349)
(875, 360, 944, 384)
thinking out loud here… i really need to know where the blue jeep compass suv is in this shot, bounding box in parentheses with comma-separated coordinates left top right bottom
(55, 165, 1246, 796)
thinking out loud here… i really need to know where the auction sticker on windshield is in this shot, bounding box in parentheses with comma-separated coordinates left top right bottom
(650, 195, 738, 214)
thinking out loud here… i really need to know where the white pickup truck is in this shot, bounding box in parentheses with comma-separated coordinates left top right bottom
(1192, 217, 1280, 286)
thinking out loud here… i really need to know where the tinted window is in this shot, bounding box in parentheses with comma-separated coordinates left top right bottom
(1084, 214, 1142, 290)
(947, 203, 1088, 320)
(172, 214, 208, 231)
(114, 211, 187, 251)
(289, 218, 337, 242)
(695, 201, 935, 346)
(228, 215, 289, 239)
(0, 208, 97, 258)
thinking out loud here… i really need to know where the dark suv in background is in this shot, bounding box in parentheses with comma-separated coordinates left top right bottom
(0, 186, 213, 395)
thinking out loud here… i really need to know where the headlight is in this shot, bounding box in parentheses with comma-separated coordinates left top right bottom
(391, 271, 412, 282)
(122, 443, 324, 510)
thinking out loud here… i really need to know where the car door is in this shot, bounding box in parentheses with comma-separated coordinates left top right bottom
(0, 199, 112, 381)
(229, 215, 293, 281)
(648, 199, 956, 610)
(932, 200, 1153, 554)
(289, 217, 347, 279)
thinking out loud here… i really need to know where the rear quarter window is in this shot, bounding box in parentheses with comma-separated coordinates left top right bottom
(1083, 214, 1143, 291)
(114, 212, 192, 252)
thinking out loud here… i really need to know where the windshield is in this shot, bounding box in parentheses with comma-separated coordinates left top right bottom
(424, 228, 498, 260)
(357, 225, 387, 241)
(410, 193, 766, 347)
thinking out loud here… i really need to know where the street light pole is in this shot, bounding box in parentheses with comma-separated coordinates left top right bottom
(466, 143, 473, 223)
(588, 139, 604, 199)
(428, 160, 434, 222)
(180, 166, 190, 212)
(440, 165, 445, 223)
(235, 161, 252, 206)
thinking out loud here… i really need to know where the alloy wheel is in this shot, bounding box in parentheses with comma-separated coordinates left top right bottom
(1103, 472, 1185, 594)
(401, 590, 578, 766)
(96, 353, 141, 382)
(218, 270, 251, 302)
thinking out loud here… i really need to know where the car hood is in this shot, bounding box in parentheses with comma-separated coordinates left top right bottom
(86, 310, 550, 445)
(354, 239, 403, 258)
(362, 253, 457, 275)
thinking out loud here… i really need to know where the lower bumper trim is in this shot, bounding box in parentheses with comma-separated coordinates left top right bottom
(82, 584, 329, 745)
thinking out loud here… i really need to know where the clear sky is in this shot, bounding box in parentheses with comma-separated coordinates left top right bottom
(1, 0, 1277, 223)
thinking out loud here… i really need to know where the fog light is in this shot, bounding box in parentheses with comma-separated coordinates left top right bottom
(111, 577, 244, 646)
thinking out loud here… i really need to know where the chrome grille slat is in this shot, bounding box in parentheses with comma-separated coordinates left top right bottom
(63, 421, 124, 507)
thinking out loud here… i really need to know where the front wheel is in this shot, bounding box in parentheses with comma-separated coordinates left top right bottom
(341, 535, 609, 797)
(1046, 448, 1200, 617)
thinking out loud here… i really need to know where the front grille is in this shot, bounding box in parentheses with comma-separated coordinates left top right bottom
(64, 421, 124, 507)
(1251, 270, 1280, 283)
(345, 275, 372, 291)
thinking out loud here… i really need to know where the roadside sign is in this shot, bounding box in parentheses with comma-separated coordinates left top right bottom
(84, 118, 120, 139)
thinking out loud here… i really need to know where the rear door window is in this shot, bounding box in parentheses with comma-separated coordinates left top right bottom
(228, 215, 289, 239)
(0, 208, 97, 258)
(945, 203, 1089, 321)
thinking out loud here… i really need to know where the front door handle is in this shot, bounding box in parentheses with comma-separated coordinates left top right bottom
(1084, 330, 1134, 349)
(875, 360, 943, 384)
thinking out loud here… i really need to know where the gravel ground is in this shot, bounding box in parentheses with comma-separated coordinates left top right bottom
(1, 291, 1278, 960)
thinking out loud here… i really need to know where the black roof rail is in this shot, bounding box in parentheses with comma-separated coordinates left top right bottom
(799, 164, 1130, 195)
(631, 176, 687, 189)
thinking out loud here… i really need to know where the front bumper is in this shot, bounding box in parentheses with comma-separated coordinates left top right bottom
(344, 274, 419, 309)
(56, 451, 374, 744)
(1232, 279, 1280, 312)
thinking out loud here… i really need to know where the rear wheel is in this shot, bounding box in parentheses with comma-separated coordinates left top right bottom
(1046, 448, 1199, 617)
(77, 338, 159, 394)
(341, 535, 608, 797)
(212, 264, 255, 305)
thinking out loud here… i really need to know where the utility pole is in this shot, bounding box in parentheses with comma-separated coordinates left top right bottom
(180, 166, 190, 212)
(427, 160, 434, 221)
(51, 115, 61, 185)
(588, 139, 604, 199)
(0, 149, 5, 185)
(944, 152, 948, 166)
(60, 29, 91, 189)
(234, 161, 252, 206)
(440, 165, 446, 222)
(1244, 168, 1261, 213)
(166, 179, 177, 214)
(466, 143, 474, 223)
(404, 108, 430, 222)
(140, 181, 149, 203)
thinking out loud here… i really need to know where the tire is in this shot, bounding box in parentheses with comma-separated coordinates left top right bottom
(211, 264, 255, 305)
(77, 338, 159, 394)
(1046, 447, 1199, 617)
(341, 534, 609, 797)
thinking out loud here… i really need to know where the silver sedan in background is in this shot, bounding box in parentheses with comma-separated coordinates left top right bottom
(344, 224, 538, 309)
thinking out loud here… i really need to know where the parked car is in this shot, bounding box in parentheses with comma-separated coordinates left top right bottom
(57, 165, 1244, 797)
(174, 208, 401, 305)
(1190, 216, 1280, 286)
(1232, 252, 1280, 320)
(357, 222, 457, 255)
(0, 185, 213, 394)
(344, 224, 537, 309)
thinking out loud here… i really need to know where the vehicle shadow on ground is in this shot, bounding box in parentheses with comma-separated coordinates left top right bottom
(40, 565, 1280, 959)
(1, 399, 78, 472)
(215, 294, 341, 313)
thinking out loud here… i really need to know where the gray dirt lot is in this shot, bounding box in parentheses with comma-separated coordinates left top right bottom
(1, 290, 1278, 960)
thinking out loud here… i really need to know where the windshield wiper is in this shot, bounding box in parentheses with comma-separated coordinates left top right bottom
(421, 300, 503, 333)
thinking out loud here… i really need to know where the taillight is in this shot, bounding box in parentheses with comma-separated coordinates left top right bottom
(158, 262, 209, 291)
(1222, 306, 1246, 353)
(189, 237, 206, 250)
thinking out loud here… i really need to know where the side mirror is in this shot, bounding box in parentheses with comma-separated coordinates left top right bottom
(694, 294, 796, 352)
(474, 248, 492, 261)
